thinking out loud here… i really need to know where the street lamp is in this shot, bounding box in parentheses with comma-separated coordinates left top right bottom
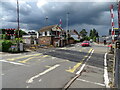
(45, 16, 48, 26)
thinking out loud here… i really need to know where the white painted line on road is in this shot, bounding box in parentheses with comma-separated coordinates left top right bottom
(71, 47, 75, 49)
(77, 78, 105, 87)
(26, 64, 60, 83)
(0, 59, 26, 66)
(1, 73, 4, 76)
(76, 49, 94, 75)
(39, 79, 42, 82)
(52, 57, 56, 59)
(26, 86, 30, 88)
(104, 53, 110, 88)
(86, 65, 103, 71)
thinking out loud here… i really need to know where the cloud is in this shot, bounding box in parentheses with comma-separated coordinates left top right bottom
(1, 1, 118, 36)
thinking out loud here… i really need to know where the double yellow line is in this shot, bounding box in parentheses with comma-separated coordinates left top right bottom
(7, 53, 42, 61)
(18, 55, 50, 63)
(66, 48, 93, 73)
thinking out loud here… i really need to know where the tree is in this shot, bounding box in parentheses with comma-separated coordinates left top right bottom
(89, 28, 99, 39)
(80, 29, 87, 37)
(15, 30, 27, 38)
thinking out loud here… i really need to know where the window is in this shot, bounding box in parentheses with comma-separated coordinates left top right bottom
(39, 32, 42, 36)
(47, 31, 50, 36)
(42, 32, 45, 36)
(45, 31, 47, 36)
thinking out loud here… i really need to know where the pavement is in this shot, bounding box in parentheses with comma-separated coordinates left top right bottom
(1, 43, 110, 89)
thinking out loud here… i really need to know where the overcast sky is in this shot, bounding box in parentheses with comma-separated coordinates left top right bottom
(0, 0, 119, 36)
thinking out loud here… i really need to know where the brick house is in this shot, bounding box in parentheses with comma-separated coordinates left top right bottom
(38, 25, 66, 47)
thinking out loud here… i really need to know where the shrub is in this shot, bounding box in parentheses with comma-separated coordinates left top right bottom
(2, 40, 13, 52)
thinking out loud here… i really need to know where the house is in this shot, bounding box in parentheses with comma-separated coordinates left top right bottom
(22, 30, 39, 45)
(69, 30, 81, 41)
(38, 25, 66, 47)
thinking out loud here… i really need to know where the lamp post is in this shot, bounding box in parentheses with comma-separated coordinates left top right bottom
(45, 16, 48, 26)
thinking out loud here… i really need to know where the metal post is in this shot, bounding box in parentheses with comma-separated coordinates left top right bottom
(66, 12, 69, 44)
(17, 0, 20, 51)
(45, 16, 48, 26)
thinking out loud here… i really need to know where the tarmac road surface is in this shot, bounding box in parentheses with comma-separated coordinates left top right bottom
(1, 43, 108, 88)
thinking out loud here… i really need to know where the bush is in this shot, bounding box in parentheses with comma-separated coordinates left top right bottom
(2, 40, 13, 52)
(93, 36, 96, 42)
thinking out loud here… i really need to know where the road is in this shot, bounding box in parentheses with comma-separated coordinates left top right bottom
(1, 43, 108, 88)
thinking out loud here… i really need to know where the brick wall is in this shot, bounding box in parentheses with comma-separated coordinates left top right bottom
(38, 36, 52, 45)
(69, 39, 75, 44)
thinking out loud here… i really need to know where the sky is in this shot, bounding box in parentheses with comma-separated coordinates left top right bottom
(0, 0, 119, 36)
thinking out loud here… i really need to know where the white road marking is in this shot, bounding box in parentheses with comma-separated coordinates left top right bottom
(86, 65, 103, 70)
(0, 59, 26, 66)
(104, 53, 110, 88)
(77, 78, 105, 87)
(52, 57, 56, 59)
(26, 86, 30, 88)
(71, 47, 75, 49)
(39, 79, 42, 82)
(1, 73, 4, 75)
(26, 64, 60, 83)
(76, 50, 94, 75)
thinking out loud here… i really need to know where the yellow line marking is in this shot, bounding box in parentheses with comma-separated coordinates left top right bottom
(66, 62, 82, 73)
(84, 56, 88, 58)
(42, 55, 49, 58)
(65, 60, 70, 62)
(79, 50, 82, 52)
(18, 54, 42, 63)
(88, 48, 93, 53)
(66, 48, 93, 73)
(45, 66, 51, 68)
(7, 53, 42, 61)
(19, 54, 50, 63)
(18, 57, 36, 63)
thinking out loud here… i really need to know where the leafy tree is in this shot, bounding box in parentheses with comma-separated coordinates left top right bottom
(84, 36, 90, 40)
(80, 29, 87, 37)
(89, 28, 99, 39)
(15, 30, 27, 38)
(93, 36, 96, 42)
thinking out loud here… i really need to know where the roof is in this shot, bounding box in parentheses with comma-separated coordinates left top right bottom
(38, 25, 57, 32)
(70, 30, 79, 35)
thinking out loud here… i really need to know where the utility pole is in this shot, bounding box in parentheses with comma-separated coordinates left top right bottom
(66, 12, 69, 44)
(17, 0, 20, 51)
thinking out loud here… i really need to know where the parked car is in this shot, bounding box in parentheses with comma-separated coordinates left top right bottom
(81, 41, 90, 47)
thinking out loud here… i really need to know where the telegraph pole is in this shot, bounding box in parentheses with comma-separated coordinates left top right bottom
(66, 12, 69, 44)
(17, 0, 20, 51)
